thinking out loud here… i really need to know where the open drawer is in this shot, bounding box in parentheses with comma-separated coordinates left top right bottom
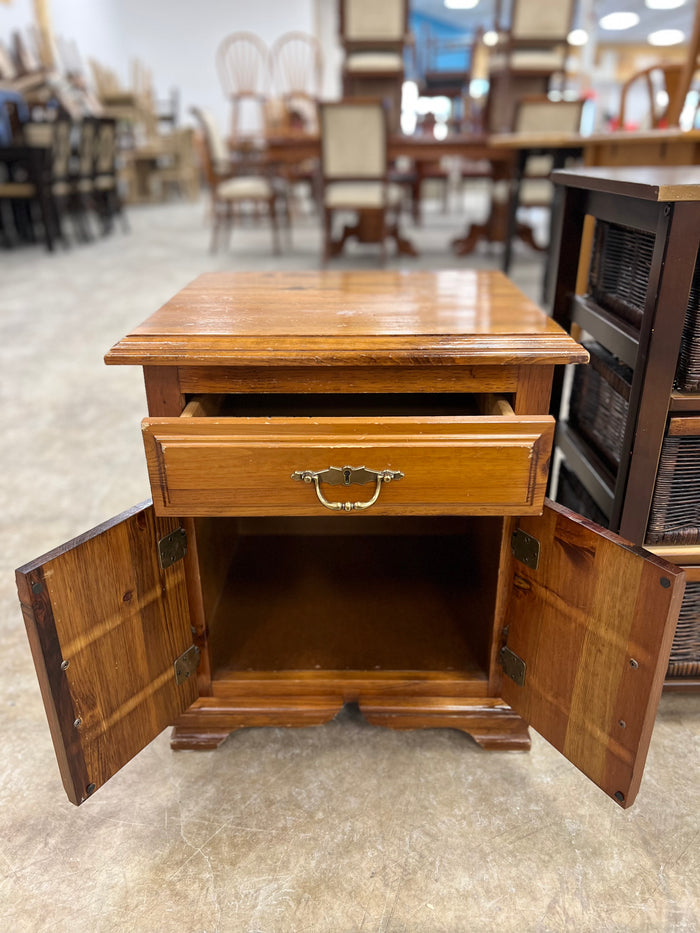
(142, 394, 555, 517)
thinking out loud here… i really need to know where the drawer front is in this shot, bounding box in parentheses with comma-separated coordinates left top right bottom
(142, 416, 554, 517)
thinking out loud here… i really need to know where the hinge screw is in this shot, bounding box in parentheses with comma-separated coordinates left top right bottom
(73, 718, 82, 729)
(60, 660, 70, 671)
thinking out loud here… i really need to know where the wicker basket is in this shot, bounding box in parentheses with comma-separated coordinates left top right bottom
(556, 462, 609, 528)
(667, 580, 700, 678)
(569, 340, 632, 470)
(675, 250, 700, 392)
(646, 434, 700, 545)
(588, 221, 655, 328)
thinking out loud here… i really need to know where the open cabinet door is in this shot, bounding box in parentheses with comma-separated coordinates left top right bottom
(16, 502, 199, 805)
(501, 500, 685, 809)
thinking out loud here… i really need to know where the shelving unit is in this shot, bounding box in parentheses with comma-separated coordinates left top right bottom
(547, 166, 700, 690)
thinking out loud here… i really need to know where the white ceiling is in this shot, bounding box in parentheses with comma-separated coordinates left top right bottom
(411, 0, 697, 45)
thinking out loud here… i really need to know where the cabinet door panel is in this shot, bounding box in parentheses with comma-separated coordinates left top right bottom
(16, 502, 197, 805)
(502, 500, 684, 808)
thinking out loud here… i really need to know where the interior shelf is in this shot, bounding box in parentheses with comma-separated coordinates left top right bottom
(670, 393, 700, 413)
(201, 517, 501, 683)
(571, 295, 639, 369)
(555, 423, 615, 518)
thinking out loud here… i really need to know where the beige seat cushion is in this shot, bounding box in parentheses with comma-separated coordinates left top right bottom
(491, 177, 553, 206)
(216, 176, 272, 200)
(94, 174, 116, 191)
(0, 182, 36, 197)
(345, 52, 403, 73)
(519, 178, 553, 206)
(324, 180, 403, 209)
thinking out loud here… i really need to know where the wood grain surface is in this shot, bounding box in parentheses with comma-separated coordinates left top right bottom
(105, 271, 588, 368)
(16, 503, 197, 805)
(142, 415, 554, 517)
(501, 500, 685, 808)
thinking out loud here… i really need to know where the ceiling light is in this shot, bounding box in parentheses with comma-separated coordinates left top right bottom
(483, 30, 499, 46)
(444, 0, 479, 9)
(599, 12, 640, 30)
(645, 0, 685, 9)
(648, 28, 686, 45)
(567, 29, 589, 46)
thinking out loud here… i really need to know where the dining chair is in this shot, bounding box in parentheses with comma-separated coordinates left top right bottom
(339, 0, 409, 133)
(485, 0, 575, 132)
(191, 106, 288, 254)
(319, 98, 404, 265)
(92, 118, 127, 233)
(0, 115, 64, 250)
(216, 32, 269, 144)
(496, 95, 584, 258)
(269, 31, 322, 125)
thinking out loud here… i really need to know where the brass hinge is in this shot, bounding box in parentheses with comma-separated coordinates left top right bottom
(511, 528, 540, 569)
(174, 645, 200, 685)
(158, 527, 187, 569)
(500, 644, 527, 687)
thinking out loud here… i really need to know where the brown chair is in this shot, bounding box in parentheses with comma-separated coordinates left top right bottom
(216, 32, 269, 144)
(0, 115, 66, 250)
(497, 95, 584, 261)
(485, 0, 576, 132)
(339, 0, 409, 133)
(319, 99, 404, 265)
(617, 61, 699, 131)
(191, 106, 287, 254)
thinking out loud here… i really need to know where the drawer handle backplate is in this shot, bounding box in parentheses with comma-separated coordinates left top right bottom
(291, 465, 404, 512)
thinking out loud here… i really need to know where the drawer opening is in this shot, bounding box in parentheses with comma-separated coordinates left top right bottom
(196, 516, 501, 689)
(181, 392, 514, 419)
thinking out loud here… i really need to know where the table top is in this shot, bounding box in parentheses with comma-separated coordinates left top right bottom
(552, 165, 700, 202)
(106, 271, 586, 368)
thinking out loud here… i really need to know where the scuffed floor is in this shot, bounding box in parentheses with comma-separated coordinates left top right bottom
(1, 198, 699, 933)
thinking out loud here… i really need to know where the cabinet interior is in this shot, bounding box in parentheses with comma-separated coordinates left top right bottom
(194, 515, 503, 688)
(181, 392, 515, 419)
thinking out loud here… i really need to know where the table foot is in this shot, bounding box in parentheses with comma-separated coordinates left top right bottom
(452, 224, 488, 256)
(359, 696, 530, 751)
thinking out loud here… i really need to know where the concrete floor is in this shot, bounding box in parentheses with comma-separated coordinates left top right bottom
(1, 198, 699, 933)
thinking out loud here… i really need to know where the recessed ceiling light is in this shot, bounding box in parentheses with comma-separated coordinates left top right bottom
(444, 0, 479, 9)
(645, 0, 685, 9)
(483, 30, 499, 46)
(567, 29, 589, 46)
(648, 28, 686, 45)
(599, 12, 640, 30)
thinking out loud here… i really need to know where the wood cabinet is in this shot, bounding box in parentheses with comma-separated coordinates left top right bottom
(547, 166, 700, 690)
(16, 270, 685, 809)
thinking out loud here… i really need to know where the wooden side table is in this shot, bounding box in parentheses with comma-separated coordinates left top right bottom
(16, 270, 684, 809)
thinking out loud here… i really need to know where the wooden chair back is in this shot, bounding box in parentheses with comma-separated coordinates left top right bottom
(51, 119, 72, 183)
(0, 41, 18, 81)
(617, 64, 684, 130)
(270, 32, 322, 100)
(191, 107, 230, 185)
(216, 32, 269, 141)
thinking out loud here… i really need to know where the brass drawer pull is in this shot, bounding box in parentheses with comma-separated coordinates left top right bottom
(291, 465, 404, 512)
